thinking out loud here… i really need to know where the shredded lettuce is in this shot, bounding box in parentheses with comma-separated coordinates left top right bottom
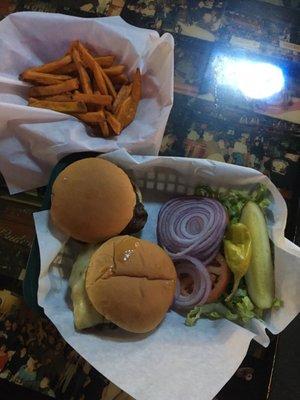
(194, 183, 271, 223)
(250, 184, 272, 211)
(272, 298, 284, 309)
(185, 289, 264, 326)
(185, 303, 238, 327)
(226, 289, 259, 323)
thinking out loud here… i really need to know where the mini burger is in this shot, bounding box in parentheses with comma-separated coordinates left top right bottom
(69, 236, 177, 333)
(50, 158, 147, 243)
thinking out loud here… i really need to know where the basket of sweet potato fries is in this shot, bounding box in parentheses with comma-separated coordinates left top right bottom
(19, 40, 141, 138)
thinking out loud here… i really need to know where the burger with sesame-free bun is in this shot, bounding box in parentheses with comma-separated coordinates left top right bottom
(69, 236, 177, 333)
(50, 157, 147, 243)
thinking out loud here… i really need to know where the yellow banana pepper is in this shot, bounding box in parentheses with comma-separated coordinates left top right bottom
(224, 223, 252, 301)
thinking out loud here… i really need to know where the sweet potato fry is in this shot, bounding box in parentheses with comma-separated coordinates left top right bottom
(87, 88, 102, 112)
(29, 78, 79, 97)
(98, 119, 110, 137)
(69, 40, 79, 53)
(86, 82, 107, 129)
(110, 74, 129, 85)
(72, 93, 112, 106)
(131, 68, 142, 102)
(91, 79, 98, 93)
(52, 63, 77, 75)
(112, 84, 132, 113)
(26, 54, 72, 74)
(103, 65, 125, 76)
(95, 55, 115, 68)
(71, 48, 92, 94)
(77, 42, 108, 95)
(105, 111, 122, 135)
(40, 94, 73, 101)
(53, 55, 116, 75)
(116, 95, 138, 128)
(74, 110, 105, 124)
(102, 71, 117, 99)
(92, 66, 108, 95)
(29, 98, 87, 113)
(20, 71, 72, 85)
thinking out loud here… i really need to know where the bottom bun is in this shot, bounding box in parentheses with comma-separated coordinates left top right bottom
(85, 236, 177, 333)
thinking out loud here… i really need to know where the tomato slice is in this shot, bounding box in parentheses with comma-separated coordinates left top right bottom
(206, 253, 231, 303)
(177, 253, 231, 303)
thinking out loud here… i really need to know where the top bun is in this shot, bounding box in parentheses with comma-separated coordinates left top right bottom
(50, 158, 136, 243)
(85, 236, 177, 333)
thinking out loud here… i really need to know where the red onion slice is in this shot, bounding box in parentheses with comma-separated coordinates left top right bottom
(174, 256, 212, 310)
(157, 196, 227, 265)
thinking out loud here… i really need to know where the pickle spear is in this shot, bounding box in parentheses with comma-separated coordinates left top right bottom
(240, 201, 274, 309)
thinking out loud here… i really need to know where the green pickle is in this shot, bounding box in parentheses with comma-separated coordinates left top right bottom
(240, 201, 274, 309)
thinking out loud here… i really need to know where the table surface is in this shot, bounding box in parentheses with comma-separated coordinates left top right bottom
(0, 1, 299, 400)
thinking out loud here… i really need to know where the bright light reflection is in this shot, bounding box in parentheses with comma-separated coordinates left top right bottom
(214, 56, 285, 99)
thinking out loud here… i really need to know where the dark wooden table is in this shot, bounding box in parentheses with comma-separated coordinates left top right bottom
(0, 1, 299, 400)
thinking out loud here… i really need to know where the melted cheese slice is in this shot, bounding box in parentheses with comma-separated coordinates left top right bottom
(69, 245, 107, 330)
